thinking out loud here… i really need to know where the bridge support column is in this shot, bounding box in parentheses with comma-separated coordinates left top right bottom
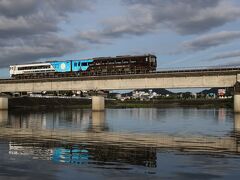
(234, 82, 240, 113)
(234, 94, 240, 113)
(0, 97, 8, 110)
(92, 96, 105, 111)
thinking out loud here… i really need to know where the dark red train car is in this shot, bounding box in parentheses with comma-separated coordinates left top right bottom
(83, 54, 157, 76)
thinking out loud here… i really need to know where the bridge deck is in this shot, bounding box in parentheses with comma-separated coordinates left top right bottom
(0, 66, 239, 92)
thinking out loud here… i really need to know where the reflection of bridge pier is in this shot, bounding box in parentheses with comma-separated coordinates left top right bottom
(0, 110, 8, 126)
(0, 109, 240, 154)
(234, 113, 240, 152)
(0, 97, 8, 110)
(89, 111, 108, 132)
(234, 113, 240, 131)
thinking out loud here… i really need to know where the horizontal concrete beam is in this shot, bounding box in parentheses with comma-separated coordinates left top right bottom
(0, 74, 238, 92)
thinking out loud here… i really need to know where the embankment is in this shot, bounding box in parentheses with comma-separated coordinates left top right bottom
(8, 97, 233, 110)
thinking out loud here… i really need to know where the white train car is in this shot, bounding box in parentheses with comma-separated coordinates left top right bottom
(9, 60, 74, 79)
(10, 62, 56, 78)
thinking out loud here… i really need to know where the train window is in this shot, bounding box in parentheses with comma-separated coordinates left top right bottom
(82, 62, 88, 66)
(78, 62, 80, 66)
(150, 57, 156, 63)
(18, 65, 51, 70)
(74, 62, 77, 67)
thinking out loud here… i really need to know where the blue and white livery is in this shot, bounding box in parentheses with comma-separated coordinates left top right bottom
(10, 59, 93, 77)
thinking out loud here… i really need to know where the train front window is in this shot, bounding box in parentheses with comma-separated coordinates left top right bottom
(82, 62, 88, 66)
(150, 57, 156, 64)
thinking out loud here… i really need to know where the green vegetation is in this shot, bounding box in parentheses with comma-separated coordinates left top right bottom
(9, 96, 233, 110)
(106, 98, 233, 109)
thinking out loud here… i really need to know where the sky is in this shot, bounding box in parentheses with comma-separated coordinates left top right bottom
(0, 0, 240, 78)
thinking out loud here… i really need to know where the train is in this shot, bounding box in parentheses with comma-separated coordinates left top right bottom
(10, 54, 157, 79)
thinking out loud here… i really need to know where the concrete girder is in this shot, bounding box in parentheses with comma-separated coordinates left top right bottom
(0, 75, 238, 93)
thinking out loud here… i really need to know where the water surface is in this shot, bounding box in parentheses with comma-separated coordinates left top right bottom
(0, 108, 240, 179)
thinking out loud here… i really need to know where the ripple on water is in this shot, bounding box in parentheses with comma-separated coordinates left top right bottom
(0, 108, 240, 179)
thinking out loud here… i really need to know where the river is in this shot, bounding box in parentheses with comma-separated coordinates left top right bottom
(0, 108, 240, 179)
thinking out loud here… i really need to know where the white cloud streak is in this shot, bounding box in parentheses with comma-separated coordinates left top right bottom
(182, 31, 240, 51)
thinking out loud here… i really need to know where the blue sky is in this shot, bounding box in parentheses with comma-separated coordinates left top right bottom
(0, 0, 240, 78)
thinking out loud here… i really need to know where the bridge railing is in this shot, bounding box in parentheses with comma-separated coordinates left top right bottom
(156, 65, 240, 72)
(106, 65, 240, 76)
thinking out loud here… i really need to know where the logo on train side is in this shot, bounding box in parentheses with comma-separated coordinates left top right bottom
(61, 63, 66, 70)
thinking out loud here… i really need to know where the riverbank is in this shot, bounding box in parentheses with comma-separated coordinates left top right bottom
(8, 96, 233, 110)
(109, 98, 233, 109)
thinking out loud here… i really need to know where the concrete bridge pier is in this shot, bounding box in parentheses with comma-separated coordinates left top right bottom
(234, 82, 240, 113)
(0, 97, 8, 110)
(234, 94, 240, 113)
(92, 96, 105, 111)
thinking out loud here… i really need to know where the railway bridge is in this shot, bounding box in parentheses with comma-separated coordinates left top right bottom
(0, 66, 240, 112)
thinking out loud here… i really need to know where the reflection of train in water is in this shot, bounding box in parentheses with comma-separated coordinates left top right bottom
(10, 54, 157, 79)
(9, 142, 156, 168)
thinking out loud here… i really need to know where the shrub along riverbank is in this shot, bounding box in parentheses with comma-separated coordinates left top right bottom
(8, 96, 233, 110)
(108, 98, 233, 108)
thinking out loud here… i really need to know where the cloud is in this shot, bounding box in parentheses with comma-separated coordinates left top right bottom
(0, 0, 94, 67)
(181, 31, 240, 51)
(77, 5, 156, 44)
(209, 50, 240, 61)
(122, 0, 240, 34)
(0, 34, 85, 68)
(0, 0, 38, 17)
(0, 16, 57, 39)
(78, 0, 240, 44)
(77, 14, 154, 44)
(0, 0, 92, 18)
(0, 0, 94, 39)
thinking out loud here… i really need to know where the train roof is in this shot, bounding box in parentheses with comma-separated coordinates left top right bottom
(93, 54, 156, 60)
(10, 59, 89, 66)
(10, 54, 156, 66)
